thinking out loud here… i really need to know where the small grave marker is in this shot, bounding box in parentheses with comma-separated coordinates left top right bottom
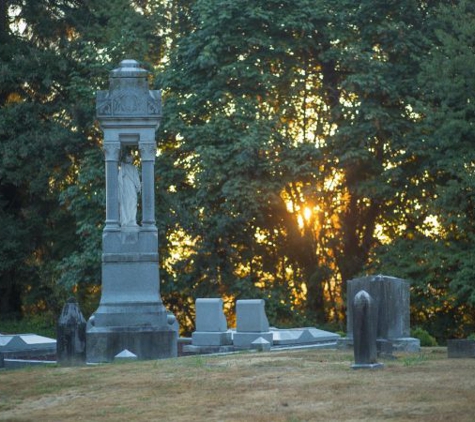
(233, 299, 273, 348)
(447, 339, 475, 358)
(57, 297, 86, 366)
(351, 290, 384, 370)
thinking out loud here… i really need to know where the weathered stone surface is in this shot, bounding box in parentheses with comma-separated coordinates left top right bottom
(344, 275, 419, 353)
(114, 349, 138, 362)
(233, 299, 273, 348)
(167, 311, 179, 333)
(347, 275, 410, 339)
(182, 344, 234, 355)
(87, 327, 177, 362)
(192, 332, 232, 347)
(233, 331, 273, 348)
(351, 290, 383, 370)
(391, 337, 420, 352)
(57, 297, 86, 366)
(96, 59, 161, 119)
(86, 59, 176, 363)
(195, 298, 228, 332)
(447, 339, 475, 358)
(0, 334, 56, 358)
(191, 298, 232, 347)
(271, 327, 340, 346)
(236, 299, 269, 332)
(376, 339, 394, 359)
(251, 337, 271, 352)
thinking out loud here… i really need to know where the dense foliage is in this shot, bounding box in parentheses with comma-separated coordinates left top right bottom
(0, 0, 474, 340)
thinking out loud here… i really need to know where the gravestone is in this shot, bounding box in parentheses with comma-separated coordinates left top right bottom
(233, 299, 273, 348)
(86, 59, 177, 362)
(191, 298, 232, 346)
(346, 275, 419, 352)
(447, 340, 475, 358)
(351, 290, 383, 369)
(57, 297, 86, 366)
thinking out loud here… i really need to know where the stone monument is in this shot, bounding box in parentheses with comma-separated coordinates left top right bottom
(345, 275, 420, 352)
(57, 297, 86, 366)
(447, 339, 475, 358)
(351, 290, 383, 369)
(233, 299, 273, 348)
(191, 298, 232, 347)
(86, 59, 177, 363)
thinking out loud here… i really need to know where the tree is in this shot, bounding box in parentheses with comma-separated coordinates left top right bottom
(159, 0, 441, 331)
(0, 0, 170, 320)
(159, 0, 336, 329)
(368, 0, 475, 340)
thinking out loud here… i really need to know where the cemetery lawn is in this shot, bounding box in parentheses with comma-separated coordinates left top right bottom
(1, 347, 473, 421)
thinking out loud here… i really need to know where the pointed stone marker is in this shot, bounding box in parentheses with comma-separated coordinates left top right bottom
(114, 349, 138, 362)
(251, 337, 271, 352)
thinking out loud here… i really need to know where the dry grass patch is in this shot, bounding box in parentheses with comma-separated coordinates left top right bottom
(0, 348, 474, 421)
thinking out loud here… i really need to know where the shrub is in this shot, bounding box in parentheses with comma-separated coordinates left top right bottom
(411, 327, 438, 347)
(0, 315, 57, 339)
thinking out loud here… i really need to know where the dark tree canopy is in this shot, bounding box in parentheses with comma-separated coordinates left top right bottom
(1, 0, 474, 340)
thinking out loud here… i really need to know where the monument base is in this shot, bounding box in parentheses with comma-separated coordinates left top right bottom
(351, 362, 384, 370)
(182, 344, 235, 355)
(233, 331, 273, 348)
(86, 326, 177, 363)
(338, 337, 420, 353)
(192, 331, 232, 346)
(391, 337, 420, 352)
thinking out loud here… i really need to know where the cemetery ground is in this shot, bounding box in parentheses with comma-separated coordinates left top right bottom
(0, 347, 474, 422)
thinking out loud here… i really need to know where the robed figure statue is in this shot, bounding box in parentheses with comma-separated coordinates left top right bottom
(118, 154, 141, 226)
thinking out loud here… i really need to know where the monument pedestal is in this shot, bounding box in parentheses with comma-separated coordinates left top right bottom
(337, 336, 420, 353)
(87, 326, 176, 362)
(86, 228, 177, 363)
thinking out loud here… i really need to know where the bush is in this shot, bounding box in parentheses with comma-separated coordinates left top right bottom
(411, 327, 438, 347)
(0, 315, 57, 339)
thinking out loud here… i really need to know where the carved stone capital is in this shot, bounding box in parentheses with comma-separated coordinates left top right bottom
(103, 143, 121, 162)
(139, 143, 157, 162)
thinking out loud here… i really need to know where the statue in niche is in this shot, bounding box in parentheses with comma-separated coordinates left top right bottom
(118, 153, 141, 227)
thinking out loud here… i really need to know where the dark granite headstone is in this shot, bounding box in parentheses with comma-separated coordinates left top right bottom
(348, 275, 409, 339)
(344, 275, 420, 352)
(447, 339, 475, 358)
(351, 290, 383, 369)
(57, 297, 86, 366)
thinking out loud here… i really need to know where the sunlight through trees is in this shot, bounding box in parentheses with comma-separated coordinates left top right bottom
(1, 0, 474, 340)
